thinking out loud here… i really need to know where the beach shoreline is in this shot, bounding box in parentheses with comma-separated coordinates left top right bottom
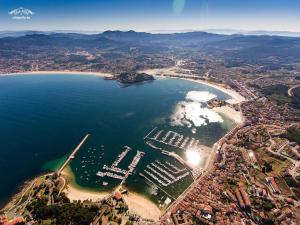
(123, 191, 162, 221)
(212, 106, 244, 125)
(183, 78, 245, 104)
(61, 166, 162, 220)
(0, 70, 244, 104)
(140, 66, 245, 105)
(61, 167, 109, 202)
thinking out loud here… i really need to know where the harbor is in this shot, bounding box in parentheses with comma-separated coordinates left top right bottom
(96, 146, 145, 186)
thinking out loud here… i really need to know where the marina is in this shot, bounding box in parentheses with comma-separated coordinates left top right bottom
(96, 146, 145, 185)
(145, 128, 203, 151)
(156, 160, 187, 175)
(143, 128, 213, 181)
(140, 160, 191, 188)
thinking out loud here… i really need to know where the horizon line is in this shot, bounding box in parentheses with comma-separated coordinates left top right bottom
(1, 29, 300, 37)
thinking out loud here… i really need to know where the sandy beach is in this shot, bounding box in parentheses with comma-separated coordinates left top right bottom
(64, 185, 109, 202)
(64, 183, 161, 220)
(61, 166, 161, 220)
(140, 66, 245, 104)
(184, 78, 245, 105)
(140, 66, 245, 105)
(212, 106, 244, 124)
(60, 166, 108, 202)
(123, 192, 162, 220)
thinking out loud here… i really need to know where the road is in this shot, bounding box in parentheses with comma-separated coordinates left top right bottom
(288, 84, 300, 97)
(266, 132, 299, 179)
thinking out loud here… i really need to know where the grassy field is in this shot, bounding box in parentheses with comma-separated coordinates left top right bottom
(254, 147, 294, 196)
(256, 148, 292, 177)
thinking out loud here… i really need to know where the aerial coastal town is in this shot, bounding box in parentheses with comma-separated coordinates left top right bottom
(0, 31, 300, 225)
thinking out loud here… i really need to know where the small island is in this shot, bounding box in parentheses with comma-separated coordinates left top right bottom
(108, 72, 155, 84)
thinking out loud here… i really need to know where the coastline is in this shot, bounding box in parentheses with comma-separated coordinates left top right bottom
(1, 70, 244, 220)
(0, 70, 244, 104)
(212, 106, 244, 125)
(61, 167, 109, 202)
(2, 172, 52, 211)
(123, 191, 162, 221)
(140, 66, 245, 105)
(0, 70, 114, 77)
(61, 166, 162, 220)
(183, 78, 245, 105)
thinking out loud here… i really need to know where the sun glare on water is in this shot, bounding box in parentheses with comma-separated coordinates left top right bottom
(185, 149, 201, 167)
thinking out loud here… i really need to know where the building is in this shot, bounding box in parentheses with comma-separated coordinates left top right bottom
(171, 213, 193, 225)
(0, 215, 24, 225)
(0, 215, 8, 225)
(266, 177, 281, 194)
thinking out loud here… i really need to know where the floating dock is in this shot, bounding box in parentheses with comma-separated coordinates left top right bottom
(96, 146, 145, 186)
(141, 160, 190, 188)
(145, 128, 201, 151)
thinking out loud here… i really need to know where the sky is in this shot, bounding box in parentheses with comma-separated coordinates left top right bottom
(0, 0, 299, 32)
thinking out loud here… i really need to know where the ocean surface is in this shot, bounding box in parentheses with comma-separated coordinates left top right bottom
(0, 74, 234, 207)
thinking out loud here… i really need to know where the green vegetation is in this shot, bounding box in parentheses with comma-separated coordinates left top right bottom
(293, 188, 300, 200)
(284, 175, 300, 200)
(220, 193, 230, 205)
(26, 197, 99, 225)
(252, 196, 275, 212)
(262, 84, 300, 108)
(256, 148, 291, 177)
(116, 72, 155, 84)
(282, 126, 300, 145)
(276, 177, 293, 196)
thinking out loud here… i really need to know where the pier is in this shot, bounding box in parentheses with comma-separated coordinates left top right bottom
(146, 140, 162, 150)
(144, 127, 157, 140)
(146, 165, 172, 183)
(96, 146, 145, 186)
(139, 172, 176, 200)
(151, 162, 175, 180)
(57, 134, 90, 176)
(155, 160, 187, 175)
(112, 146, 131, 167)
(127, 150, 145, 174)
